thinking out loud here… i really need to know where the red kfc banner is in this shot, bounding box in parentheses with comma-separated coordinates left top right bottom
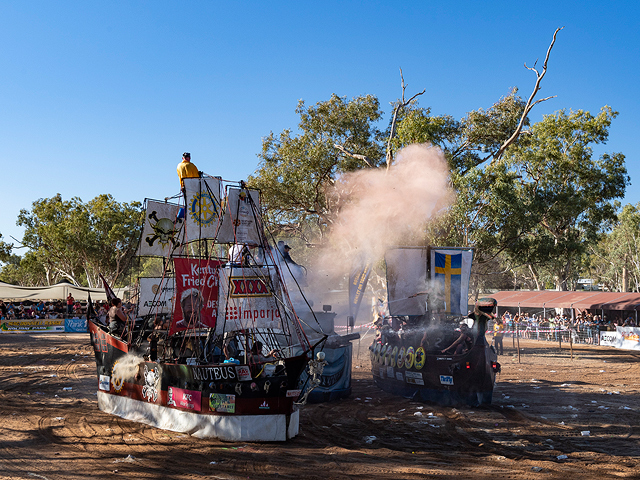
(169, 258, 222, 335)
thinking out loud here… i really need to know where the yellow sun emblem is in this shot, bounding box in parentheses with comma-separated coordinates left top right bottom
(189, 192, 218, 227)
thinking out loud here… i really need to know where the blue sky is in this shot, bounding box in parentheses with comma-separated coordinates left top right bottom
(1, 1, 638, 248)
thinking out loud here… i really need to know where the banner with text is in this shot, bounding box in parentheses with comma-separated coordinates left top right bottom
(138, 277, 175, 316)
(216, 265, 282, 333)
(600, 326, 640, 351)
(169, 258, 222, 335)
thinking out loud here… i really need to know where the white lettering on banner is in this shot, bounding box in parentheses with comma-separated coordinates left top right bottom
(225, 305, 280, 322)
(192, 366, 237, 381)
(180, 272, 219, 288)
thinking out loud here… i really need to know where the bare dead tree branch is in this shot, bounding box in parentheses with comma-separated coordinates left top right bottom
(333, 143, 373, 167)
(386, 67, 426, 170)
(491, 26, 564, 162)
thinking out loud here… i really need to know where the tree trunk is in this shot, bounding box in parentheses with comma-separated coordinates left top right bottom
(528, 264, 542, 290)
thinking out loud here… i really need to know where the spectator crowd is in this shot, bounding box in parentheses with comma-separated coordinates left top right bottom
(0, 298, 94, 320)
(491, 310, 639, 346)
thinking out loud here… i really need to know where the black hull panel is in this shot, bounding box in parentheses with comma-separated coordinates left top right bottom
(370, 340, 498, 407)
(89, 321, 307, 440)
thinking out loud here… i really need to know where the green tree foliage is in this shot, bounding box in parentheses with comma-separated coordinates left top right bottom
(248, 94, 385, 242)
(394, 88, 527, 174)
(589, 203, 640, 292)
(14, 194, 143, 287)
(0, 233, 12, 263)
(250, 88, 628, 296)
(0, 252, 47, 286)
(503, 107, 628, 290)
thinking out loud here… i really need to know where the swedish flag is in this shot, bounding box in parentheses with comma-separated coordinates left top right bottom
(434, 253, 462, 314)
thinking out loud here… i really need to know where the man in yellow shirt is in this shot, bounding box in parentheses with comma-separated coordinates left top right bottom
(177, 152, 200, 193)
(493, 318, 505, 355)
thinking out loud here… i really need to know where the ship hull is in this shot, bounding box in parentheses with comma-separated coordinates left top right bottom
(90, 321, 306, 441)
(370, 340, 498, 407)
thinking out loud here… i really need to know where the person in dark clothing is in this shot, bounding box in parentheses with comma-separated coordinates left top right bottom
(441, 323, 474, 355)
(108, 297, 128, 337)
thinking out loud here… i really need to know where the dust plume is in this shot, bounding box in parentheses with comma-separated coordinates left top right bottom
(306, 143, 453, 311)
(112, 354, 145, 384)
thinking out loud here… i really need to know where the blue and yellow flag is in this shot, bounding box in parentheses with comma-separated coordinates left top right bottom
(431, 248, 473, 315)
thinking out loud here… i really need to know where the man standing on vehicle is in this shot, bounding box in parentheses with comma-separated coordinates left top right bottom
(177, 152, 200, 195)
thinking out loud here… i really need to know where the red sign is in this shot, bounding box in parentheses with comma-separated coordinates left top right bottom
(167, 386, 201, 411)
(169, 258, 222, 335)
(230, 277, 270, 297)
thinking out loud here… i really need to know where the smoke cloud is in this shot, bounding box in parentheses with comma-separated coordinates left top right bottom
(305, 143, 453, 315)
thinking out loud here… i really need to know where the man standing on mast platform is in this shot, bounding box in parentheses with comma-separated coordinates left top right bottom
(177, 152, 200, 195)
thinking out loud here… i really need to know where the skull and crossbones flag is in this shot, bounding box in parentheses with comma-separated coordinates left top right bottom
(139, 200, 184, 257)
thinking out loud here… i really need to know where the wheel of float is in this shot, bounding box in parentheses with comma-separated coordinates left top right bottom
(414, 346, 425, 370)
(405, 346, 415, 369)
(397, 346, 406, 368)
(390, 346, 398, 367)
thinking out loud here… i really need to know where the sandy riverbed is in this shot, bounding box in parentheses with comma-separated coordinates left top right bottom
(0, 333, 638, 479)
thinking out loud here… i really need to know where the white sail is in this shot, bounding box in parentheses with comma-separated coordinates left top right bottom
(385, 247, 428, 316)
(217, 188, 262, 246)
(216, 266, 283, 333)
(138, 277, 175, 316)
(183, 176, 223, 242)
(139, 200, 184, 257)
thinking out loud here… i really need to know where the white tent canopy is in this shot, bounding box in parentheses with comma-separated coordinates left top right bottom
(0, 281, 128, 302)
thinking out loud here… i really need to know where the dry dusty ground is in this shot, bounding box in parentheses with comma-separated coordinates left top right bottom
(0, 332, 639, 480)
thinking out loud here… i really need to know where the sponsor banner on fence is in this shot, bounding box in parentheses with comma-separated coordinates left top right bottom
(600, 327, 640, 351)
(64, 318, 88, 333)
(0, 319, 65, 332)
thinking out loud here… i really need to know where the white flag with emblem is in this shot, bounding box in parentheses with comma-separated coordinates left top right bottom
(138, 200, 183, 257)
(183, 176, 223, 242)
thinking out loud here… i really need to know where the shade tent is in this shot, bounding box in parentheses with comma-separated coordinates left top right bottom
(0, 281, 128, 302)
(490, 291, 640, 311)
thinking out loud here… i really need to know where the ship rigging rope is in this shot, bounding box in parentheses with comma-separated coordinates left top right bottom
(130, 176, 318, 360)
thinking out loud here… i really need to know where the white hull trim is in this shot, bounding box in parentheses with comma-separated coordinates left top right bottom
(97, 391, 299, 441)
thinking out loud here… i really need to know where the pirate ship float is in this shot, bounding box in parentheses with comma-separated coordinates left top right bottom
(370, 247, 500, 406)
(89, 174, 327, 441)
